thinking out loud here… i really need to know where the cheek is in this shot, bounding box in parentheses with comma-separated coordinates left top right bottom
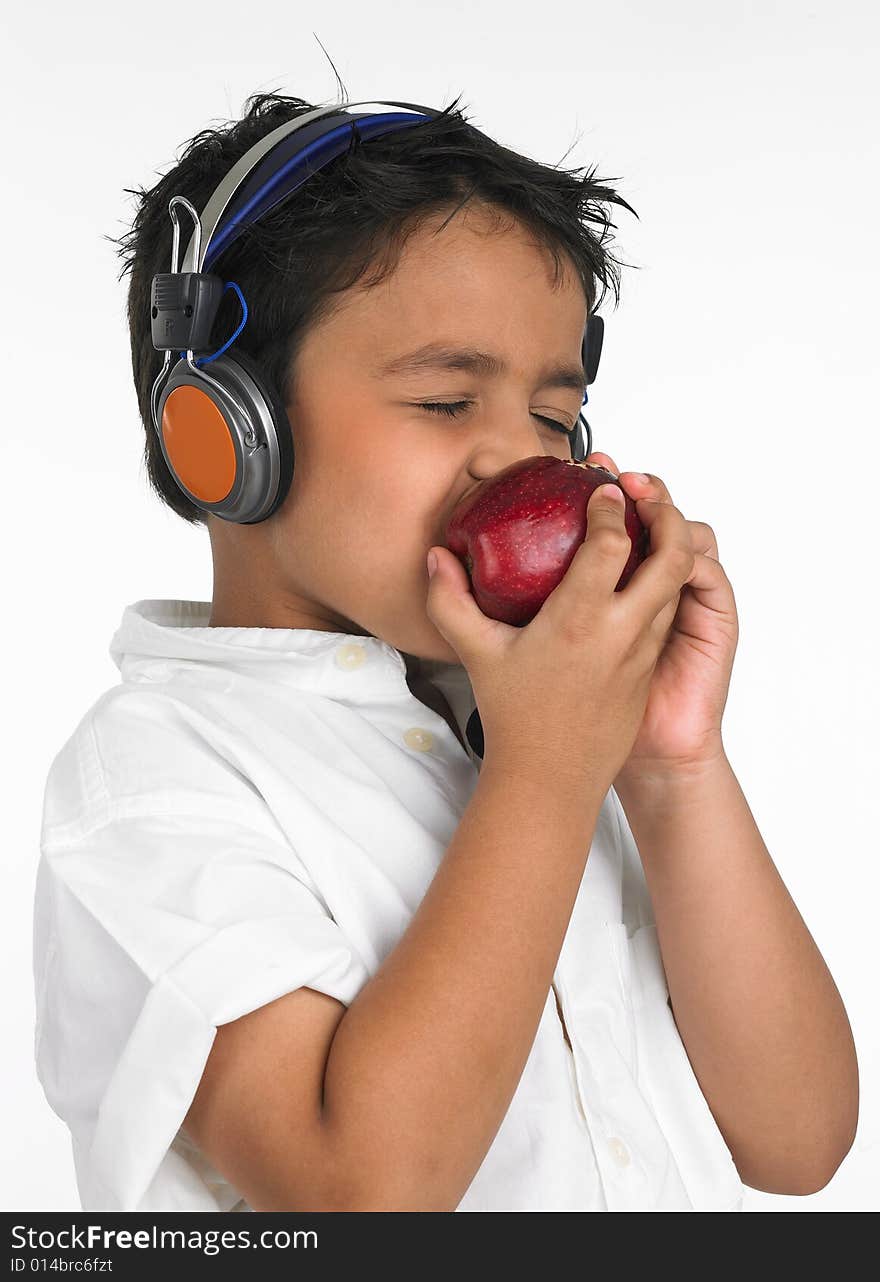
(368, 480, 429, 541)
(320, 420, 455, 557)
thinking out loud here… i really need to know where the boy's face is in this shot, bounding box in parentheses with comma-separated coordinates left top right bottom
(208, 200, 589, 668)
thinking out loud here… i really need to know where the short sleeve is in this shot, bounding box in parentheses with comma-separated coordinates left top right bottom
(34, 804, 372, 1212)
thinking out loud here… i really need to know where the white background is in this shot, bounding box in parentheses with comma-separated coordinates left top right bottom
(2, 0, 877, 1212)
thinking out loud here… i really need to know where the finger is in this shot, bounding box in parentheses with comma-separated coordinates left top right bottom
(682, 551, 737, 629)
(618, 469, 673, 507)
(539, 482, 633, 628)
(585, 451, 620, 477)
(425, 544, 511, 664)
(687, 519, 719, 562)
(617, 499, 695, 621)
(617, 463, 711, 561)
(617, 471, 721, 575)
(648, 590, 682, 647)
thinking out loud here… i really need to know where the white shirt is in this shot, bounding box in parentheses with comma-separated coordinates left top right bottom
(33, 598, 744, 1212)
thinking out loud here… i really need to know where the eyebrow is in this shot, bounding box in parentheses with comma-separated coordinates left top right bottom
(376, 342, 586, 392)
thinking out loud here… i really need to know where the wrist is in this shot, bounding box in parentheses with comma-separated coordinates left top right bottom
(481, 750, 610, 815)
(613, 739, 730, 809)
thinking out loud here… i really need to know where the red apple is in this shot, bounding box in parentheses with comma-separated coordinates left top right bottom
(444, 456, 650, 626)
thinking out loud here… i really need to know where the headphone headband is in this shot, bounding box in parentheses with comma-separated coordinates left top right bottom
(181, 100, 438, 274)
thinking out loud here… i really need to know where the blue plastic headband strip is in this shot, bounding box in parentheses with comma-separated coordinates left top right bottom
(204, 111, 433, 272)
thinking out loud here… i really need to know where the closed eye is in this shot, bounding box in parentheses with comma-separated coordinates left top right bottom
(416, 399, 572, 436)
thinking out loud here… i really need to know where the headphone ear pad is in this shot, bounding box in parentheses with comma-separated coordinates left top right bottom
(582, 314, 604, 385)
(225, 347, 296, 523)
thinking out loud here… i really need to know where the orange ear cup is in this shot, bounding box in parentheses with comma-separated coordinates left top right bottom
(160, 385, 238, 503)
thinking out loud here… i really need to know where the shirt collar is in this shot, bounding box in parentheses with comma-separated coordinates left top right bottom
(108, 599, 471, 709)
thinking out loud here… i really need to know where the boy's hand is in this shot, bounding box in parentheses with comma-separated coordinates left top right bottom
(584, 453, 740, 782)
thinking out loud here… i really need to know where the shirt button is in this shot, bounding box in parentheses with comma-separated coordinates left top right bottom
(607, 1137, 631, 1167)
(403, 727, 435, 753)
(335, 642, 367, 670)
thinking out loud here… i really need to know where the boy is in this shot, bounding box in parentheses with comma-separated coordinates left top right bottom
(33, 91, 858, 1211)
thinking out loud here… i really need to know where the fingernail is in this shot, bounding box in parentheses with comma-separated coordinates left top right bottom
(636, 473, 651, 484)
(427, 550, 438, 577)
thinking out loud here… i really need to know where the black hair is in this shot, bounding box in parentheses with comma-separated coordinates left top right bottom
(106, 83, 639, 527)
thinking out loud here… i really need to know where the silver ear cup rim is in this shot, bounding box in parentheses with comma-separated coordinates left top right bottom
(154, 354, 283, 523)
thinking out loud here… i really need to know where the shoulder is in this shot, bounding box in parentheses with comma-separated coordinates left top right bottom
(41, 685, 263, 848)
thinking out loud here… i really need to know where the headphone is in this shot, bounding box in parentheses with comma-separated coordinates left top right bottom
(150, 99, 605, 525)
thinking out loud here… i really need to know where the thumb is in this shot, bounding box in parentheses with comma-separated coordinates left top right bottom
(425, 545, 500, 665)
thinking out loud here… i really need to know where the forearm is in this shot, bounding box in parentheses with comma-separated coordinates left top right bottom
(614, 751, 859, 1195)
(321, 760, 606, 1210)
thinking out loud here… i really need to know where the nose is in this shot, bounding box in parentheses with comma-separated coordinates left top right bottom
(467, 410, 564, 479)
